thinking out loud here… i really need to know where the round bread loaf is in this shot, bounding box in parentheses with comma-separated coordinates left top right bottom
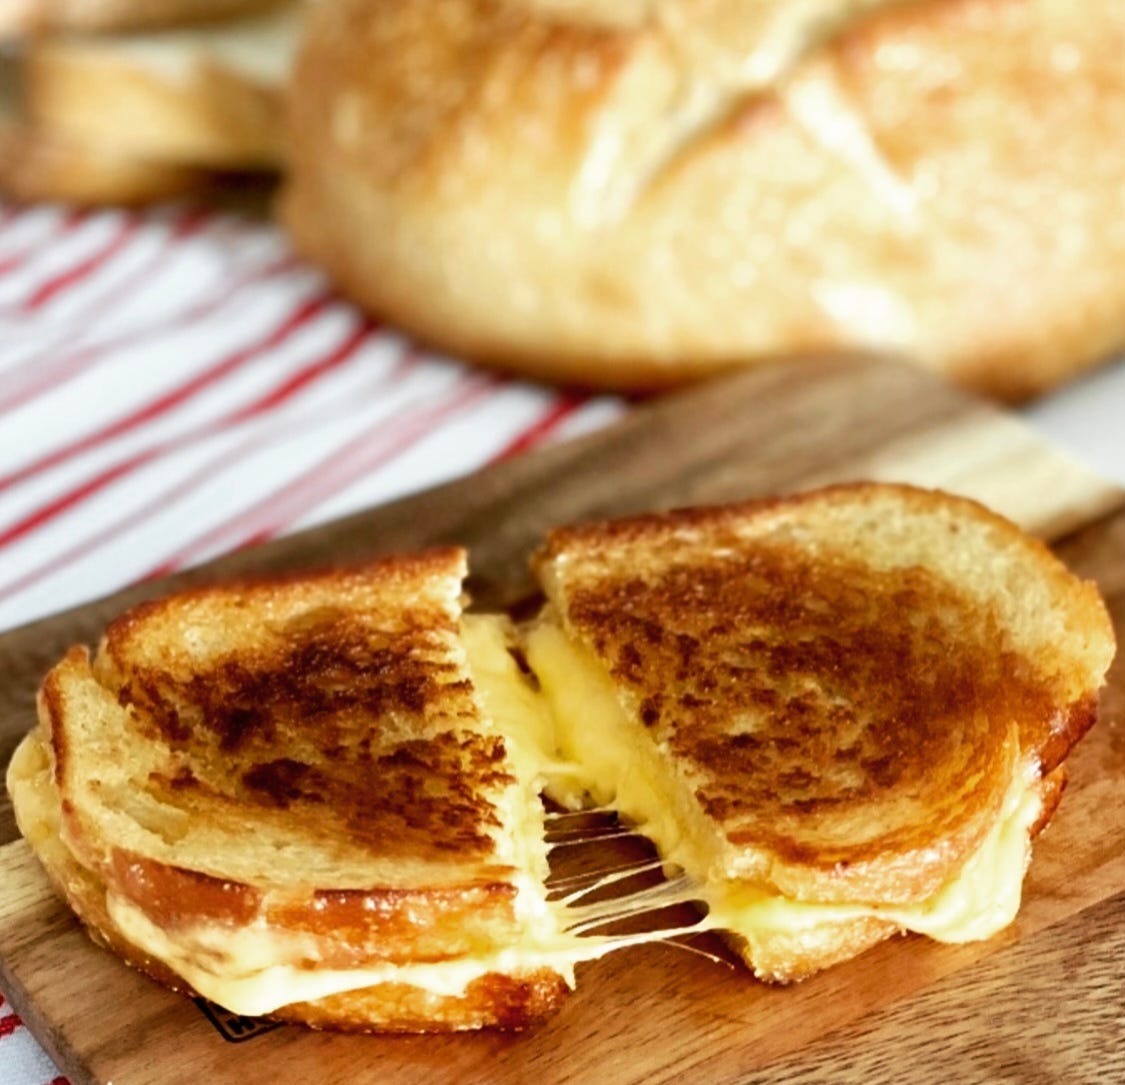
(281, 0, 1125, 400)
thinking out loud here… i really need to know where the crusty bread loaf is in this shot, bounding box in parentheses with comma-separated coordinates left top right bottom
(529, 483, 1115, 979)
(282, 0, 1125, 400)
(0, 0, 283, 36)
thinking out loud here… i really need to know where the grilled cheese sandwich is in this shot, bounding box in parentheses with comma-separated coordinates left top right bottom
(7, 555, 702, 1029)
(7, 483, 1114, 1028)
(529, 483, 1113, 980)
(526, 619, 1044, 956)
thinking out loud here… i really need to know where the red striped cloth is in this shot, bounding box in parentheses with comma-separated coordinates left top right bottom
(0, 198, 622, 1085)
(0, 993, 69, 1085)
(0, 200, 625, 635)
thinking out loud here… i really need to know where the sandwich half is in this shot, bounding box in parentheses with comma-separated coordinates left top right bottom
(526, 483, 1115, 980)
(7, 550, 602, 1032)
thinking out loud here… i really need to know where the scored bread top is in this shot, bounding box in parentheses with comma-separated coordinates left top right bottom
(283, 0, 1125, 399)
(534, 483, 1115, 905)
(289, 0, 898, 200)
(37, 550, 539, 962)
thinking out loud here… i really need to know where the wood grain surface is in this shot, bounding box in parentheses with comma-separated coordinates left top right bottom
(1, 356, 1122, 1085)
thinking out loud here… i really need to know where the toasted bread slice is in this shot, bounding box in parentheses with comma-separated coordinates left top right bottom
(10, 551, 578, 1031)
(527, 483, 1114, 980)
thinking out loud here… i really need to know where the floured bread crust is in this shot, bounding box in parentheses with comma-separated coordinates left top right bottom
(283, 0, 1125, 400)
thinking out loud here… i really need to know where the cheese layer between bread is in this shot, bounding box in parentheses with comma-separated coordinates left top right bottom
(524, 620, 1043, 953)
(10, 617, 700, 1019)
(11, 606, 1043, 1017)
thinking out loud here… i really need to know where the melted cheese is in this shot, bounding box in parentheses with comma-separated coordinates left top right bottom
(461, 614, 589, 809)
(525, 620, 1042, 948)
(92, 617, 697, 1019)
(21, 609, 1041, 1021)
(107, 884, 710, 1017)
(107, 892, 603, 1017)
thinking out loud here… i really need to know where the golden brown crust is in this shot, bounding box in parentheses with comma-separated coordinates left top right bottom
(1034, 691, 1100, 779)
(283, 0, 1125, 399)
(1031, 765, 1067, 839)
(274, 969, 571, 1033)
(728, 914, 900, 985)
(534, 483, 1115, 904)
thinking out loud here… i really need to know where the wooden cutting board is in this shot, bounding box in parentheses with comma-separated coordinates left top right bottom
(1, 355, 1123, 1085)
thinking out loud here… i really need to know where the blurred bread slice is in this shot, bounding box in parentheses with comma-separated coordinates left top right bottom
(18, 1, 301, 171)
(0, 59, 212, 204)
(0, 0, 284, 37)
(0, 117, 213, 205)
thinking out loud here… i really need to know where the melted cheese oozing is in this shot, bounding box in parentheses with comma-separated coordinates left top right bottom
(89, 618, 697, 1019)
(107, 892, 613, 1018)
(525, 620, 1042, 947)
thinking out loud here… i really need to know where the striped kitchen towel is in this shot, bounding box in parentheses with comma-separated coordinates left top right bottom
(0, 196, 624, 1085)
(0, 199, 624, 634)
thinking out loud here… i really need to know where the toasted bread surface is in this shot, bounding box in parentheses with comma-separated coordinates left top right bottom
(534, 483, 1115, 906)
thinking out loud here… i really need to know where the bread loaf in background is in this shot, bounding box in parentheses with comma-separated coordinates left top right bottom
(281, 0, 1125, 400)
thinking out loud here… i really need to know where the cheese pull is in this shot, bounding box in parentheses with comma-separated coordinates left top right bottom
(524, 620, 1044, 968)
